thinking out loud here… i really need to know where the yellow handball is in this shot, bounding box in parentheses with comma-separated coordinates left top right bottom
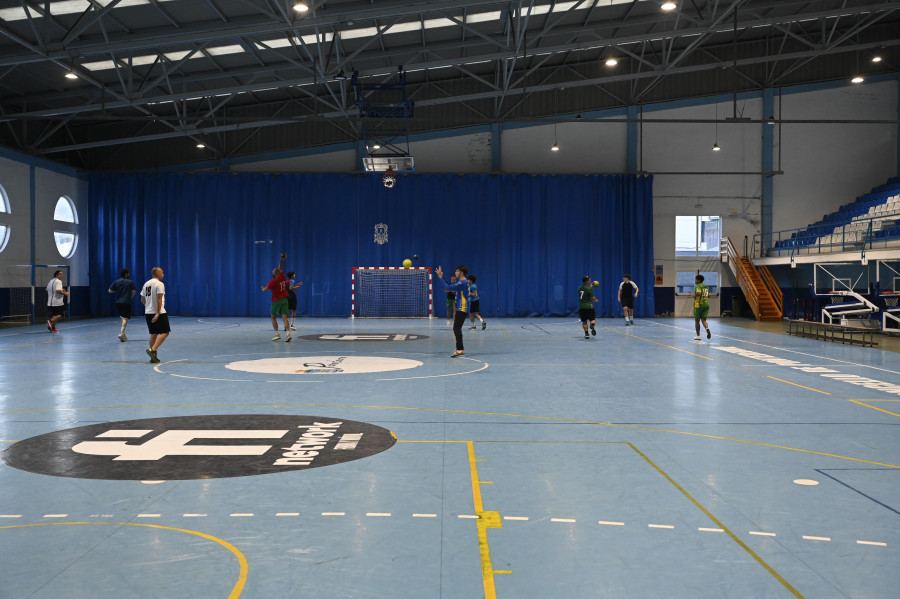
(402, 259, 412, 268)
(592, 280, 599, 287)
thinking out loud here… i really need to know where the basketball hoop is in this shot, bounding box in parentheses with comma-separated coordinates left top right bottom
(382, 169, 397, 188)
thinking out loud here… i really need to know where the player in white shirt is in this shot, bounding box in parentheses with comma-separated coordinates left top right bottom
(140, 267, 169, 363)
(45, 270, 69, 332)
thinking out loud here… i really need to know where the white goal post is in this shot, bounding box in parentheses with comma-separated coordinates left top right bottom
(1, 264, 70, 324)
(352, 267, 433, 318)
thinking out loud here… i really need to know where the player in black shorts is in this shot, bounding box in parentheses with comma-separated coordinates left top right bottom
(577, 276, 598, 339)
(618, 273, 639, 326)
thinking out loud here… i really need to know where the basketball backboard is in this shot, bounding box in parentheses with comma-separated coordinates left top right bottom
(362, 155, 415, 173)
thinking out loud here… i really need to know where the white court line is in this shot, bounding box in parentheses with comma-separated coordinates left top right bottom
(276, 512, 300, 517)
(136, 514, 161, 518)
(43, 514, 67, 518)
(699, 527, 723, 532)
(857, 540, 887, 546)
(598, 520, 625, 526)
(551, 518, 576, 523)
(803, 535, 831, 541)
(750, 531, 776, 537)
(413, 513, 437, 518)
(503, 516, 529, 521)
(0, 514, 22, 518)
(648, 524, 674, 529)
(366, 513, 391, 517)
(322, 512, 345, 516)
(648, 320, 900, 376)
(458, 514, 478, 519)
(183, 514, 207, 517)
(377, 359, 489, 381)
(230, 513, 254, 517)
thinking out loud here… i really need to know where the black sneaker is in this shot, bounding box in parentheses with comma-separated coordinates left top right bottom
(47, 320, 53, 331)
(706, 328, 711, 339)
(590, 325, 596, 336)
(584, 333, 590, 339)
(482, 321, 486, 330)
(146, 348, 160, 363)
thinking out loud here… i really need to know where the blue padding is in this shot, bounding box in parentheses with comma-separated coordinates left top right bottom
(88, 172, 654, 317)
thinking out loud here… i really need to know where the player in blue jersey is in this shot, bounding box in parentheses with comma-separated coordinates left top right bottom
(467, 274, 486, 330)
(435, 265, 471, 357)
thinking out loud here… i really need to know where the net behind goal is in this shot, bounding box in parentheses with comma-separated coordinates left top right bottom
(1, 265, 69, 324)
(352, 267, 433, 318)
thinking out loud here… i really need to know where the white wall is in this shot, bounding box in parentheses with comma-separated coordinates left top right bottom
(774, 81, 898, 233)
(0, 155, 88, 287)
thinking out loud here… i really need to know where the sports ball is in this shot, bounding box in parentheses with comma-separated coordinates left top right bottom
(592, 280, 599, 287)
(402, 259, 412, 268)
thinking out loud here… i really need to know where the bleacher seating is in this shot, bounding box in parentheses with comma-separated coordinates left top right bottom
(774, 176, 900, 251)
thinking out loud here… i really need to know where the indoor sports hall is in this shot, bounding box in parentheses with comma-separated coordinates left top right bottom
(1, 2, 900, 598)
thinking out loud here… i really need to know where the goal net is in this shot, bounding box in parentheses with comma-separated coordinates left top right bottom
(1, 265, 69, 325)
(352, 267, 432, 318)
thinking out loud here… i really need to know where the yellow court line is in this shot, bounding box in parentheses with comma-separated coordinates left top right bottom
(604, 328, 714, 360)
(466, 441, 502, 599)
(767, 376, 832, 395)
(4, 403, 899, 468)
(847, 399, 900, 418)
(627, 443, 804, 598)
(0, 521, 247, 598)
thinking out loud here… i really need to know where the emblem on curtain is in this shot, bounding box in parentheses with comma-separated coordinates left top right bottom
(374, 223, 389, 245)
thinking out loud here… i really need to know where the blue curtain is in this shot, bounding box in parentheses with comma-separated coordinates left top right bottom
(89, 172, 653, 318)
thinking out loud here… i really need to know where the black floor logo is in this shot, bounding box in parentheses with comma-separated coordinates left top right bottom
(0, 415, 396, 480)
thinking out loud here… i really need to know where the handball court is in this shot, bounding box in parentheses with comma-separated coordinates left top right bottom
(0, 316, 898, 599)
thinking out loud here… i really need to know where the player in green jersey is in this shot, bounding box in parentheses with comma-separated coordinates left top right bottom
(578, 276, 598, 339)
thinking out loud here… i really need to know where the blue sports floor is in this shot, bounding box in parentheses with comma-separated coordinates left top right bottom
(1, 316, 898, 598)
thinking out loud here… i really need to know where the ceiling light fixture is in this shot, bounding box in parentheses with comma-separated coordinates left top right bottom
(871, 55, 882, 63)
(292, 2, 309, 13)
(661, 2, 677, 10)
(551, 123, 560, 151)
(196, 143, 205, 149)
(372, 143, 381, 150)
(605, 56, 618, 67)
(64, 71, 78, 80)
(851, 75, 864, 84)
(334, 69, 347, 81)
(712, 102, 721, 151)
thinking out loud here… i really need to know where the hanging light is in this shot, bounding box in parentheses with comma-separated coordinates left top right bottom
(64, 71, 78, 80)
(712, 103, 721, 151)
(334, 69, 347, 81)
(871, 55, 882, 63)
(605, 56, 618, 67)
(196, 143, 206, 149)
(661, 2, 677, 10)
(292, 2, 309, 12)
(551, 123, 560, 151)
(851, 75, 864, 84)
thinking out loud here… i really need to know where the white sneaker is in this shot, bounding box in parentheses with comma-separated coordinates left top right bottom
(272, 333, 281, 341)
(693, 335, 701, 340)
(469, 326, 477, 330)
(118, 333, 126, 342)
(285, 332, 292, 342)
(290, 325, 297, 330)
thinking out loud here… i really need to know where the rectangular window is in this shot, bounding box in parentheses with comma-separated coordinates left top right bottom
(676, 271, 719, 295)
(676, 215, 721, 256)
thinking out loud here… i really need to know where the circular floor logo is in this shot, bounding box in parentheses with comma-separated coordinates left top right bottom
(225, 355, 422, 374)
(0, 415, 397, 480)
(301, 333, 429, 341)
